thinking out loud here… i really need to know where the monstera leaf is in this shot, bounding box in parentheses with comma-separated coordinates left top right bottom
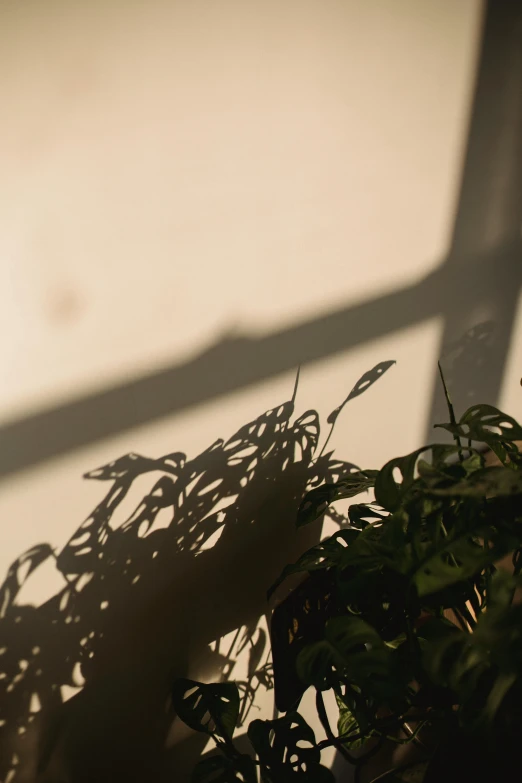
(374, 447, 430, 512)
(171, 377, 522, 783)
(435, 404, 522, 466)
(172, 679, 240, 742)
(248, 712, 333, 782)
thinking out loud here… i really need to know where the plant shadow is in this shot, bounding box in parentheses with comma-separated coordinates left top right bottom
(0, 367, 390, 783)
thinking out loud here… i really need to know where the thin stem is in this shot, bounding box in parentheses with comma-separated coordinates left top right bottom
(316, 690, 357, 763)
(316, 711, 438, 751)
(316, 420, 336, 460)
(376, 719, 429, 747)
(225, 627, 242, 665)
(211, 714, 241, 760)
(402, 720, 429, 750)
(314, 702, 434, 777)
(438, 362, 463, 462)
(291, 365, 301, 406)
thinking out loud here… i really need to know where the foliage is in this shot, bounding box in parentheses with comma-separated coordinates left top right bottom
(173, 363, 522, 782)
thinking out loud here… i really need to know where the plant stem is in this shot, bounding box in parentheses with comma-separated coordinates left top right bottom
(291, 365, 301, 406)
(315, 690, 357, 764)
(316, 711, 437, 752)
(438, 362, 463, 462)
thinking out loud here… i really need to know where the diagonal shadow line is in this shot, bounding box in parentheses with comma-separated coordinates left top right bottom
(0, 0, 520, 482)
(0, 277, 439, 479)
(0, 246, 519, 481)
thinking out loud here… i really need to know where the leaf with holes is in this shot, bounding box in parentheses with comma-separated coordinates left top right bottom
(172, 679, 240, 741)
(327, 361, 396, 426)
(84, 452, 159, 480)
(293, 410, 321, 459)
(374, 447, 429, 512)
(248, 712, 334, 782)
(435, 405, 522, 465)
(191, 754, 257, 783)
(0, 544, 54, 617)
(376, 442, 482, 512)
(348, 504, 388, 530)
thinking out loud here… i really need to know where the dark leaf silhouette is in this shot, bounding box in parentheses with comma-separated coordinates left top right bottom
(248, 712, 334, 782)
(326, 361, 396, 426)
(171, 679, 240, 741)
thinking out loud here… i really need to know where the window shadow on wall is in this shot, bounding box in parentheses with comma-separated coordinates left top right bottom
(0, 2, 521, 782)
(0, 4, 520, 483)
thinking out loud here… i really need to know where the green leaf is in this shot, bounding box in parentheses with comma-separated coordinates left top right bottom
(460, 451, 485, 474)
(412, 531, 511, 597)
(335, 692, 365, 749)
(374, 447, 428, 512)
(296, 640, 343, 690)
(191, 754, 257, 783)
(348, 504, 388, 529)
(296, 473, 376, 528)
(172, 679, 240, 741)
(435, 405, 522, 465)
(416, 448, 484, 484)
(296, 616, 389, 690)
(267, 529, 359, 600)
(424, 602, 522, 727)
(487, 569, 519, 610)
(426, 466, 522, 498)
(338, 514, 411, 574)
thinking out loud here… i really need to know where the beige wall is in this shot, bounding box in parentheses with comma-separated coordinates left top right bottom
(0, 0, 481, 418)
(2, 0, 521, 781)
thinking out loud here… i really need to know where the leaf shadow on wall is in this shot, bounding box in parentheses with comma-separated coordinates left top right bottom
(0, 362, 394, 783)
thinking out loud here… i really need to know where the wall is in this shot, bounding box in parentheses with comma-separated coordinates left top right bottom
(0, 0, 520, 781)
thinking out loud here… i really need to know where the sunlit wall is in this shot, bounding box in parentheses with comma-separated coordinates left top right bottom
(2, 0, 520, 780)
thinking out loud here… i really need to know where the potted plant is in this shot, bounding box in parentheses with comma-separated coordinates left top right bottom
(173, 367, 522, 782)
